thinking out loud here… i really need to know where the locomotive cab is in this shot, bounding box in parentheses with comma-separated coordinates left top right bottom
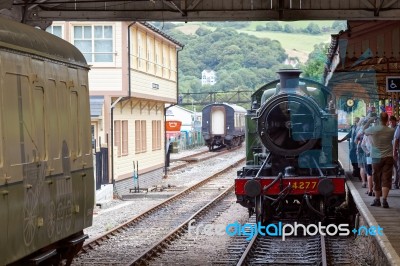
(235, 69, 347, 225)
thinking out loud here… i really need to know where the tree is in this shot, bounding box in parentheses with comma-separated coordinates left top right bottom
(301, 43, 329, 82)
(265, 21, 283, 31)
(195, 27, 212, 36)
(256, 25, 265, 31)
(332, 21, 347, 32)
(305, 22, 321, 34)
(284, 24, 295, 33)
(164, 25, 288, 94)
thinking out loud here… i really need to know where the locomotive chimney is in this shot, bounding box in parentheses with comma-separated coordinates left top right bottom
(276, 69, 302, 94)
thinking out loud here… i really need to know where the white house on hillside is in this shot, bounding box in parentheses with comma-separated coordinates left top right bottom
(201, 69, 216, 86)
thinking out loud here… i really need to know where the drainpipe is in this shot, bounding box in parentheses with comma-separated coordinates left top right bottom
(111, 22, 136, 185)
(128, 22, 137, 97)
(110, 96, 124, 185)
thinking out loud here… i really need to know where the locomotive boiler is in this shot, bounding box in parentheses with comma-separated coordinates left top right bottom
(0, 17, 94, 265)
(235, 69, 346, 224)
(202, 103, 246, 151)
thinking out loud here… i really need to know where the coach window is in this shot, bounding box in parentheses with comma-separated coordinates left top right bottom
(46, 80, 60, 159)
(70, 90, 79, 156)
(80, 85, 91, 155)
(33, 87, 46, 160)
(0, 86, 2, 167)
(73, 25, 114, 64)
(4, 74, 33, 164)
(58, 81, 70, 157)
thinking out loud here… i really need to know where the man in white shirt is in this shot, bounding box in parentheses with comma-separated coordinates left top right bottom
(364, 112, 395, 208)
(339, 117, 360, 179)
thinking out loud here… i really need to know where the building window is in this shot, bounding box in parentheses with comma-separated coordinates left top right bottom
(138, 35, 142, 68)
(46, 25, 63, 38)
(74, 25, 113, 63)
(114, 120, 128, 156)
(135, 120, 147, 153)
(152, 120, 161, 150)
(122, 121, 128, 155)
(114, 120, 121, 156)
(147, 38, 152, 72)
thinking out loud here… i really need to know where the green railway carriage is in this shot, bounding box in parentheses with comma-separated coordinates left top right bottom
(0, 17, 94, 265)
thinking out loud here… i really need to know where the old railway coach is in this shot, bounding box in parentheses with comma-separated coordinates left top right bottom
(202, 103, 246, 151)
(0, 17, 94, 265)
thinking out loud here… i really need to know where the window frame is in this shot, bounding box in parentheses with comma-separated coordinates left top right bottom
(135, 120, 147, 153)
(152, 120, 162, 151)
(73, 24, 115, 64)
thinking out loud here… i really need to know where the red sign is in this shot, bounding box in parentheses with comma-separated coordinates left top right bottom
(166, 120, 182, 131)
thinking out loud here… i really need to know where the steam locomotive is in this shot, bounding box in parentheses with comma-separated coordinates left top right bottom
(235, 69, 346, 225)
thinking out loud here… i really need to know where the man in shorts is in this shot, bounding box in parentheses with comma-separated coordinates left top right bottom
(364, 112, 395, 208)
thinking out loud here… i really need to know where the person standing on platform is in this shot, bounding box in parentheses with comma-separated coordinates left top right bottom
(361, 130, 374, 196)
(356, 118, 367, 188)
(364, 112, 395, 208)
(392, 120, 400, 189)
(389, 115, 397, 128)
(339, 117, 360, 178)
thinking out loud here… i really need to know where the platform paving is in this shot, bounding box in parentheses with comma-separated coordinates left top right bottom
(339, 141, 400, 265)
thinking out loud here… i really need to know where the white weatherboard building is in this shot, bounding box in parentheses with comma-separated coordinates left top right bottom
(47, 21, 183, 200)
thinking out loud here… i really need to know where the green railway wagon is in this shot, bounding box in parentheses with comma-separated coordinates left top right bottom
(0, 17, 94, 265)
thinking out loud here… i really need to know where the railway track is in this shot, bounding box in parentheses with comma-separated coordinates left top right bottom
(131, 186, 235, 265)
(236, 224, 353, 266)
(168, 146, 240, 172)
(73, 156, 245, 265)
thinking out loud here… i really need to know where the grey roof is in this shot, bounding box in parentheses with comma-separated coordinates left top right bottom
(0, 16, 87, 67)
(90, 96, 104, 117)
(141, 22, 184, 48)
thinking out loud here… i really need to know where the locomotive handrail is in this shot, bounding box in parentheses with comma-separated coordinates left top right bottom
(254, 152, 271, 179)
(262, 172, 283, 192)
(312, 157, 325, 177)
(270, 184, 293, 207)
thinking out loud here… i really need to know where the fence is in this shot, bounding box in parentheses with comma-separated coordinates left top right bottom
(177, 130, 204, 151)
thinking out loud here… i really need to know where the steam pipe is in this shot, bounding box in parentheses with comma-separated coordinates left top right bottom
(110, 96, 124, 185)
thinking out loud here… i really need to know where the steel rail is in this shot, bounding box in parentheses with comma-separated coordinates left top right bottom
(320, 235, 328, 266)
(129, 184, 235, 265)
(169, 146, 240, 172)
(79, 156, 245, 254)
(236, 229, 257, 266)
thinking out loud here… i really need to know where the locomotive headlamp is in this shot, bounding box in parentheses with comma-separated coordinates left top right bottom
(244, 179, 262, 197)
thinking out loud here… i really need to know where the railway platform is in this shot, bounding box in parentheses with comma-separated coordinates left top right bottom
(339, 141, 400, 265)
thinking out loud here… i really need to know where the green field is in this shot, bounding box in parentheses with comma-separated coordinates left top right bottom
(174, 21, 339, 62)
(238, 30, 332, 61)
(244, 21, 336, 31)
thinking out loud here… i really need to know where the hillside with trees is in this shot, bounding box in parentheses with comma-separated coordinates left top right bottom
(152, 21, 346, 104)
